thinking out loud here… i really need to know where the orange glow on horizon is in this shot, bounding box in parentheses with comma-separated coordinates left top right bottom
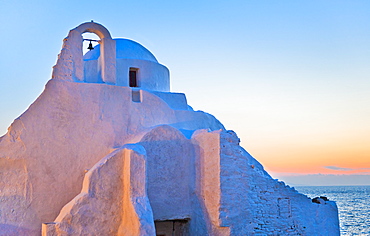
(243, 132, 370, 176)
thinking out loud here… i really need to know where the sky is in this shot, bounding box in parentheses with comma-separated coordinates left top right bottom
(0, 0, 369, 186)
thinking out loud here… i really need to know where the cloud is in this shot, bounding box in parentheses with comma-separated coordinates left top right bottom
(324, 166, 353, 171)
(323, 166, 370, 171)
(270, 173, 370, 186)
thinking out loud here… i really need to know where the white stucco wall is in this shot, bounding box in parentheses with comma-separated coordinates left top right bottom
(191, 129, 339, 235)
(42, 144, 155, 236)
(0, 79, 224, 235)
(140, 125, 193, 221)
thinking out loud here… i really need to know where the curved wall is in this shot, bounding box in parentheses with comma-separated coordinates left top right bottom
(83, 39, 170, 92)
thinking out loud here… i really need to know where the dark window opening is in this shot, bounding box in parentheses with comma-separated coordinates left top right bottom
(129, 68, 139, 87)
(155, 220, 189, 236)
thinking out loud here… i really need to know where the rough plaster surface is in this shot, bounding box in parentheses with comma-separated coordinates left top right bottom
(0, 79, 223, 235)
(140, 125, 193, 221)
(191, 130, 230, 236)
(190, 129, 339, 235)
(41, 145, 155, 236)
(218, 130, 339, 235)
(0, 22, 339, 235)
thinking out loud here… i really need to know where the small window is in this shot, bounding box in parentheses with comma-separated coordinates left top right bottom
(129, 68, 139, 87)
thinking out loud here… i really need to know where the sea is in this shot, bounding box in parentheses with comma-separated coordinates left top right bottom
(295, 186, 370, 235)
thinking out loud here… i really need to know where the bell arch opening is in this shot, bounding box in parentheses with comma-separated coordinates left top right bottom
(72, 22, 116, 84)
(82, 32, 100, 55)
(82, 32, 102, 83)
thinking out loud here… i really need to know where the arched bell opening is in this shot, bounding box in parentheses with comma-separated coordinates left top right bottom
(82, 32, 102, 83)
(82, 32, 100, 55)
(70, 22, 116, 84)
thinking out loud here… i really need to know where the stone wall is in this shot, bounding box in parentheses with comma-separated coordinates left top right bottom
(190, 129, 339, 235)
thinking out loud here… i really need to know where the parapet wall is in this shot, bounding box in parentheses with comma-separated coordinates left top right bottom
(191, 129, 340, 235)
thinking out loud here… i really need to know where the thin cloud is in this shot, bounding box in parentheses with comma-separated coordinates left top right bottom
(271, 173, 370, 186)
(324, 166, 354, 171)
(323, 166, 370, 171)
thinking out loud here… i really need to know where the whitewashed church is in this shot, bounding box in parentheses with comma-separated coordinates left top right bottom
(0, 22, 339, 235)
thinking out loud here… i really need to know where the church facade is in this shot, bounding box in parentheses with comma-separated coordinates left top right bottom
(0, 22, 339, 235)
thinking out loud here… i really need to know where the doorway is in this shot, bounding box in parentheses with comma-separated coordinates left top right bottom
(155, 220, 189, 236)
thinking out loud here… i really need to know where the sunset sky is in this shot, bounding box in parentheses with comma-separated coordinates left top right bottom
(0, 1, 369, 185)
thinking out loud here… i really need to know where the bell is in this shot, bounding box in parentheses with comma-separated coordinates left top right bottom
(87, 41, 94, 51)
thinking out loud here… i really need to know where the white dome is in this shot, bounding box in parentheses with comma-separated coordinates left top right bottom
(84, 38, 158, 63)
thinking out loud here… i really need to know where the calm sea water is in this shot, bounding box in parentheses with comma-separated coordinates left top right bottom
(295, 186, 370, 235)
